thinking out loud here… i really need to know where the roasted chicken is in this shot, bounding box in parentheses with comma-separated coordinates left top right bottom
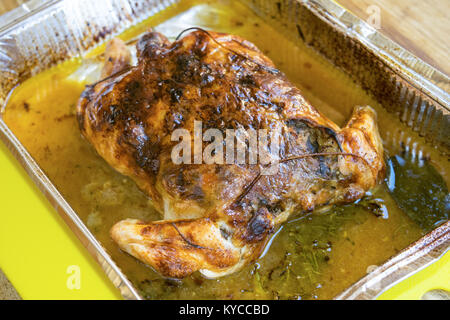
(77, 29, 385, 279)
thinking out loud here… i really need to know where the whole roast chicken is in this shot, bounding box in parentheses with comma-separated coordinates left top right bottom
(77, 29, 385, 279)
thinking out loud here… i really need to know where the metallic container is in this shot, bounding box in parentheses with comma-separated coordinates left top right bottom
(0, 0, 448, 300)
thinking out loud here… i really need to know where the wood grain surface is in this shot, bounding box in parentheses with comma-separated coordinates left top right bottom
(0, 269, 21, 300)
(336, 0, 450, 76)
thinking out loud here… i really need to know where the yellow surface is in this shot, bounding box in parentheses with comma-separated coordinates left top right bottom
(378, 250, 450, 300)
(0, 140, 122, 300)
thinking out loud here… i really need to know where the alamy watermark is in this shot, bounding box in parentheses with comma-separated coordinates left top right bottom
(66, 265, 81, 290)
(171, 120, 282, 175)
(366, 5, 381, 30)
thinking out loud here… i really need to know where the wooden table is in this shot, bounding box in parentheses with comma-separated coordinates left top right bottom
(337, 0, 450, 76)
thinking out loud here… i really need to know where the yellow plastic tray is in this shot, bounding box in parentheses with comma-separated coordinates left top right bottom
(0, 141, 121, 300)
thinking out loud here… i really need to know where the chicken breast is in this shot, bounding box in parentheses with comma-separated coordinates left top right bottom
(77, 29, 385, 279)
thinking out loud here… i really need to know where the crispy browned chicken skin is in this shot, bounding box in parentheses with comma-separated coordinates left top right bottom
(77, 30, 385, 279)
